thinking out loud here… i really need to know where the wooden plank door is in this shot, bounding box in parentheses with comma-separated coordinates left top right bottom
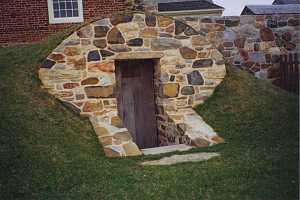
(115, 59, 158, 149)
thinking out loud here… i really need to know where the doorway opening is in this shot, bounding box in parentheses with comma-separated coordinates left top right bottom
(115, 59, 158, 149)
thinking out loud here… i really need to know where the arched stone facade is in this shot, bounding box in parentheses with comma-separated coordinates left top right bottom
(39, 12, 226, 157)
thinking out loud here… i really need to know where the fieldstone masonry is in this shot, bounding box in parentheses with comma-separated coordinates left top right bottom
(177, 14, 300, 83)
(39, 12, 299, 157)
(39, 12, 226, 157)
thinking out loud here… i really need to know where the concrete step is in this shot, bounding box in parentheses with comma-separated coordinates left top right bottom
(141, 144, 193, 155)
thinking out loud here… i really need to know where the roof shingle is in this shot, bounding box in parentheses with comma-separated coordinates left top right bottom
(158, 0, 224, 12)
(242, 4, 300, 15)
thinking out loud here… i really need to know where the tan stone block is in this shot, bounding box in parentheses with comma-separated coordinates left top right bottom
(57, 91, 73, 98)
(107, 27, 125, 44)
(111, 116, 122, 127)
(82, 101, 103, 112)
(67, 56, 86, 70)
(84, 85, 114, 98)
(191, 137, 210, 147)
(179, 47, 197, 59)
(49, 53, 65, 62)
(191, 35, 210, 47)
(116, 22, 140, 40)
(160, 83, 179, 98)
(211, 135, 224, 143)
(176, 75, 185, 82)
(63, 82, 79, 89)
(165, 24, 175, 33)
(197, 51, 210, 58)
(99, 136, 113, 146)
(94, 110, 110, 116)
(94, 126, 111, 137)
(88, 61, 115, 72)
(122, 142, 142, 156)
(113, 131, 132, 142)
(64, 47, 80, 56)
(140, 28, 158, 38)
(157, 16, 173, 27)
(103, 147, 122, 157)
(81, 77, 99, 85)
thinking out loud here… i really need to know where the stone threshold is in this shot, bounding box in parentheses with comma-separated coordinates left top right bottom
(140, 152, 220, 166)
(141, 144, 194, 155)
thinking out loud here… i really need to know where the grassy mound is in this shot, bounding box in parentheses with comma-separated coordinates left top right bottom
(0, 34, 298, 200)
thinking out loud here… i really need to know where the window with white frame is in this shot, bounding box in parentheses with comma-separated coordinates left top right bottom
(47, 0, 84, 24)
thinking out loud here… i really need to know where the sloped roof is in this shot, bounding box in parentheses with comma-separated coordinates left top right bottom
(158, 0, 224, 12)
(242, 4, 300, 15)
(273, 0, 300, 5)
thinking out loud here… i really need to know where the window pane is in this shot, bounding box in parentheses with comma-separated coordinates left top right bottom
(73, 9, 79, 17)
(59, 2, 66, 9)
(60, 10, 66, 17)
(54, 11, 60, 18)
(53, 3, 59, 10)
(67, 10, 73, 17)
(66, 2, 72, 9)
(72, 2, 78, 9)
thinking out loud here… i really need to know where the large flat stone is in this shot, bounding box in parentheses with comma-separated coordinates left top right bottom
(187, 71, 204, 85)
(93, 39, 107, 48)
(159, 83, 179, 98)
(140, 152, 220, 165)
(122, 142, 142, 156)
(142, 144, 193, 155)
(151, 38, 181, 51)
(117, 22, 139, 40)
(107, 27, 125, 44)
(94, 26, 110, 38)
(108, 44, 131, 52)
(157, 16, 173, 27)
(84, 86, 114, 98)
(77, 25, 93, 38)
(179, 47, 197, 59)
(82, 101, 103, 112)
(88, 61, 115, 72)
(110, 13, 133, 25)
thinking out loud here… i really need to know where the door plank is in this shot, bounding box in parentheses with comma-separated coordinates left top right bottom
(115, 59, 158, 148)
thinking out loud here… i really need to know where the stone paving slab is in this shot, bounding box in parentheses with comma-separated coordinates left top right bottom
(141, 144, 194, 155)
(140, 152, 220, 166)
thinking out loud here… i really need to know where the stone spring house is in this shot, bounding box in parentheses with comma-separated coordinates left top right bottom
(0, 0, 224, 44)
(39, 12, 299, 157)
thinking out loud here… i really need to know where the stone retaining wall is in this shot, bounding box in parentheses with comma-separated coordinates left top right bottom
(39, 12, 226, 157)
(176, 14, 300, 84)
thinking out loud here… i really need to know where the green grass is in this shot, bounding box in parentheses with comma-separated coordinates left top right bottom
(0, 32, 298, 200)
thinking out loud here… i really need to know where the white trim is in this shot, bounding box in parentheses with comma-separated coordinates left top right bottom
(158, 8, 224, 16)
(47, 0, 84, 24)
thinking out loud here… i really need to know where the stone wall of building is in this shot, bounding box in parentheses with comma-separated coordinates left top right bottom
(39, 12, 226, 157)
(177, 14, 300, 84)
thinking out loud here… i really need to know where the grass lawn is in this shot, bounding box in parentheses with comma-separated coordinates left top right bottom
(0, 31, 299, 200)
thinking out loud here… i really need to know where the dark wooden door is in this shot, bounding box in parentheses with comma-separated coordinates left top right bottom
(115, 59, 158, 149)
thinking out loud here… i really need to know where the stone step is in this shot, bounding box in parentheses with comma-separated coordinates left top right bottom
(141, 144, 193, 155)
(140, 152, 220, 166)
